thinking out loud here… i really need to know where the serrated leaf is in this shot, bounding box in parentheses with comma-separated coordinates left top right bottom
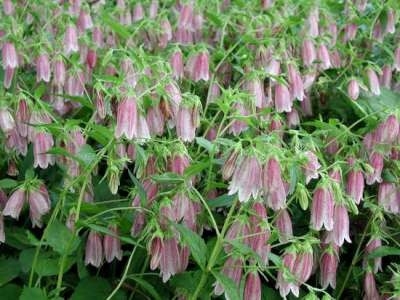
(184, 161, 210, 178)
(175, 224, 207, 269)
(195, 137, 215, 152)
(0, 179, 18, 189)
(76, 145, 97, 166)
(88, 124, 113, 146)
(46, 220, 80, 255)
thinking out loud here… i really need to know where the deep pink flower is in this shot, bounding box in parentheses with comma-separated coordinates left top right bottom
(3, 189, 25, 219)
(115, 97, 137, 139)
(103, 225, 123, 263)
(244, 272, 261, 300)
(228, 155, 262, 202)
(264, 157, 287, 210)
(85, 231, 103, 267)
(274, 83, 292, 113)
(310, 186, 334, 231)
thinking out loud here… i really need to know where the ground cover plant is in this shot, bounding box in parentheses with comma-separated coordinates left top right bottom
(0, 0, 400, 299)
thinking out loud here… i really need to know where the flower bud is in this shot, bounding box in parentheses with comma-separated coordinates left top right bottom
(348, 79, 360, 100)
(367, 68, 381, 96)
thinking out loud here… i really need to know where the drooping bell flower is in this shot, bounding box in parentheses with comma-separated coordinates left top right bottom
(136, 114, 151, 141)
(266, 58, 281, 78)
(293, 247, 313, 284)
(132, 3, 144, 22)
(287, 109, 300, 128)
(3, 0, 14, 15)
(394, 47, 400, 71)
(176, 104, 198, 142)
(379, 115, 399, 145)
(380, 65, 392, 89)
(92, 26, 103, 48)
(53, 58, 66, 87)
(344, 23, 358, 42)
(28, 186, 51, 228)
(2, 42, 18, 69)
(33, 131, 55, 169)
(330, 49, 342, 68)
(276, 251, 299, 297)
(158, 18, 173, 48)
(64, 25, 79, 55)
(378, 182, 399, 214)
(77, 9, 93, 32)
(65, 70, 85, 96)
(307, 9, 319, 37)
(275, 209, 293, 243)
(170, 49, 184, 79)
(249, 202, 270, 264)
(115, 97, 137, 139)
(222, 150, 240, 180)
(274, 83, 292, 113)
(224, 219, 251, 252)
(300, 94, 313, 116)
(320, 245, 339, 289)
(385, 9, 395, 34)
(365, 152, 384, 185)
(364, 271, 380, 300)
(164, 82, 182, 119)
(85, 231, 103, 267)
(348, 79, 360, 100)
(3, 66, 15, 89)
(288, 64, 304, 101)
(185, 51, 209, 82)
(372, 21, 384, 42)
(169, 153, 190, 175)
(149, 0, 159, 19)
(310, 185, 334, 231)
(346, 168, 364, 205)
(228, 102, 250, 136)
(332, 204, 351, 246)
(159, 236, 181, 282)
(243, 77, 265, 108)
(303, 151, 321, 184)
(364, 237, 383, 273)
(3, 188, 25, 219)
(263, 157, 287, 210)
(0, 108, 16, 133)
(317, 44, 331, 70)
(367, 68, 381, 96)
(244, 271, 262, 300)
(228, 154, 262, 202)
(214, 257, 243, 296)
(86, 49, 97, 69)
(146, 104, 165, 136)
(103, 225, 123, 263)
(36, 53, 51, 82)
(302, 39, 316, 67)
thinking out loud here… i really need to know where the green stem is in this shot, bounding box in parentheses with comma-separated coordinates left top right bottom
(190, 200, 237, 300)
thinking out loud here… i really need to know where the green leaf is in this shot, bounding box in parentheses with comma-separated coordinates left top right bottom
(151, 172, 185, 184)
(184, 161, 210, 178)
(175, 224, 207, 269)
(128, 277, 162, 300)
(70, 277, 126, 300)
(212, 271, 241, 300)
(128, 168, 147, 206)
(101, 12, 130, 39)
(20, 287, 47, 300)
(0, 258, 20, 286)
(368, 246, 400, 259)
(207, 194, 235, 208)
(88, 124, 113, 146)
(60, 94, 93, 109)
(195, 137, 215, 152)
(76, 145, 97, 166)
(46, 220, 80, 255)
(0, 179, 18, 189)
(0, 284, 22, 299)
